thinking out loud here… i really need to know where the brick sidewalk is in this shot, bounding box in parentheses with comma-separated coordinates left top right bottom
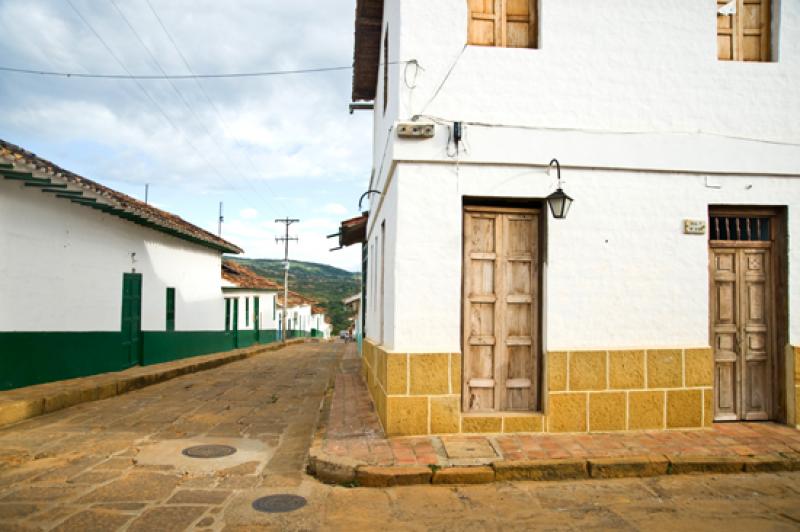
(319, 359, 800, 470)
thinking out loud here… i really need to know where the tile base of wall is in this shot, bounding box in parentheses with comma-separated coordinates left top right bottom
(363, 340, 718, 436)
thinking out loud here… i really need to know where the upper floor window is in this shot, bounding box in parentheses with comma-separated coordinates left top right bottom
(467, 0, 538, 49)
(717, 0, 771, 61)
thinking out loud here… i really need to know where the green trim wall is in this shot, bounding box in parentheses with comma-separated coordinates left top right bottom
(0, 329, 283, 391)
(0, 332, 131, 391)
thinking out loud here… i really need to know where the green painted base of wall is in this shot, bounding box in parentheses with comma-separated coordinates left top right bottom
(0, 329, 283, 391)
(0, 332, 131, 391)
(141, 331, 235, 365)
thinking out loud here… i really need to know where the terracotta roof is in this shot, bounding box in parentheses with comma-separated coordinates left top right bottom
(0, 139, 243, 254)
(352, 0, 384, 101)
(222, 260, 283, 291)
(277, 290, 316, 307)
(221, 259, 326, 314)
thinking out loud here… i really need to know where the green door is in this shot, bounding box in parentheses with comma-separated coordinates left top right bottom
(121, 273, 143, 366)
(254, 296, 261, 342)
(233, 298, 239, 348)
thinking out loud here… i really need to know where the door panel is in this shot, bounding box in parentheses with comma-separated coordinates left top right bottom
(463, 207, 539, 413)
(710, 239, 772, 421)
(741, 249, 770, 419)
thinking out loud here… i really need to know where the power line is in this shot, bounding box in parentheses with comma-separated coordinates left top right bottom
(143, 0, 284, 206)
(65, 0, 256, 208)
(108, 0, 280, 214)
(0, 63, 414, 80)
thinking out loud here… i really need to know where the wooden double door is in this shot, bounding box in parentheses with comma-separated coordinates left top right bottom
(709, 213, 779, 421)
(462, 206, 540, 413)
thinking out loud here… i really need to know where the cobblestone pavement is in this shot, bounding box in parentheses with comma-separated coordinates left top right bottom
(321, 361, 800, 467)
(2, 342, 800, 531)
(0, 341, 340, 531)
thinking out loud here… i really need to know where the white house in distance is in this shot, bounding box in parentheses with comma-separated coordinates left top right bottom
(275, 291, 328, 339)
(0, 139, 252, 390)
(352, 1, 800, 436)
(221, 260, 282, 346)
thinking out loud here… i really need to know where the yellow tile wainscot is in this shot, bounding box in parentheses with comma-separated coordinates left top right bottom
(362, 342, 711, 435)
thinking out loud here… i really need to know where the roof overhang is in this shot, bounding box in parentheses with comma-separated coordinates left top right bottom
(328, 214, 369, 251)
(352, 0, 385, 101)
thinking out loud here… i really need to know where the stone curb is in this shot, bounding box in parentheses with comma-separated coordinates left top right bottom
(307, 451, 800, 487)
(0, 339, 307, 429)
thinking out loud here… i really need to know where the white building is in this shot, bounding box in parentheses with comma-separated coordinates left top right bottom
(352, 1, 800, 435)
(221, 260, 282, 346)
(0, 140, 247, 390)
(276, 291, 324, 338)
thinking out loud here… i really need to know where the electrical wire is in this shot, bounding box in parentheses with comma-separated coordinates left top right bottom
(143, 0, 284, 208)
(0, 62, 414, 80)
(416, 45, 466, 116)
(65, 0, 252, 206)
(415, 114, 800, 148)
(108, 0, 281, 214)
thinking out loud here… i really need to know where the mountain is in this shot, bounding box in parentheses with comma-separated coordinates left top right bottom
(230, 258, 360, 333)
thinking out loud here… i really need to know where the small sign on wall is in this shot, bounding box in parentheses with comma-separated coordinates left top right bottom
(684, 219, 707, 235)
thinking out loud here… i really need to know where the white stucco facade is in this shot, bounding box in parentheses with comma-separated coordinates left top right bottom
(0, 178, 227, 332)
(362, 0, 800, 354)
(220, 285, 278, 333)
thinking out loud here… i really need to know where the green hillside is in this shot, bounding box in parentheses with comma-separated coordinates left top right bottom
(230, 257, 360, 333)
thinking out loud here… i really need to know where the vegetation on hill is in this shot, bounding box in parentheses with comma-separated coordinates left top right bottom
(231, 257, 360, 333)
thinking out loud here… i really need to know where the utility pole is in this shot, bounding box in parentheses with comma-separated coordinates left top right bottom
(218, 202, 224, 237)
(275, 217, 299, 342)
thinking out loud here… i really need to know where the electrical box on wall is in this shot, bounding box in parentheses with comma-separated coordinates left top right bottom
(397, 122, 435, 139)
(684, 219, 707, 235)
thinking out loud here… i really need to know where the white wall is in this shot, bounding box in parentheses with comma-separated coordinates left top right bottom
(361, 0, 800, 352)
(0, 179, 226, 332)
(221, 290, 277, 331)
(384, 163, 800, 352)
(384, 0, 800, 176)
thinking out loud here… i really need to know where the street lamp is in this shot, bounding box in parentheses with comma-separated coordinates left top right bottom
(546, 159, 573, 219)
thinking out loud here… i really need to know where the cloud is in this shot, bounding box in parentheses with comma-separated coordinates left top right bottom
(240, 208, 259, 220)
(321, 203, 348, 216)
(0, 0, 370, 270)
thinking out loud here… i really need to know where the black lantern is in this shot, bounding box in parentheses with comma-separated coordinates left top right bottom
(546, 159, 573, 219)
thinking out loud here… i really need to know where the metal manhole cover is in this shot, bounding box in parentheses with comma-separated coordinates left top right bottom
(252, 494, 307, 513)
(181, 444, 237, 459)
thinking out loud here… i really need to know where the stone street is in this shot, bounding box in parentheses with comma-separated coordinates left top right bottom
(0, 341, 799, 531)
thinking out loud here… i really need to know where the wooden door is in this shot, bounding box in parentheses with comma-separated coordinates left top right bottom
(121, 273, 142, 366)
(710, 215, 774, 421)
(463, 206, 539, 412)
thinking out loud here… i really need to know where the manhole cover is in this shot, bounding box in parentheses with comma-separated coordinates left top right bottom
(181, 444, 237, 459)
(252, 494, 307, 513)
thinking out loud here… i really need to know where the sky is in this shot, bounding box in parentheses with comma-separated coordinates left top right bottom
(0, 0, 369, 271)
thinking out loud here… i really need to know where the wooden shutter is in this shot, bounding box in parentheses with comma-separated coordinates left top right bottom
(717, 0, 770, 61)
(468, 0, 537, 48)
(468, 0, 500, 46)
(506, 0, 537, 48)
